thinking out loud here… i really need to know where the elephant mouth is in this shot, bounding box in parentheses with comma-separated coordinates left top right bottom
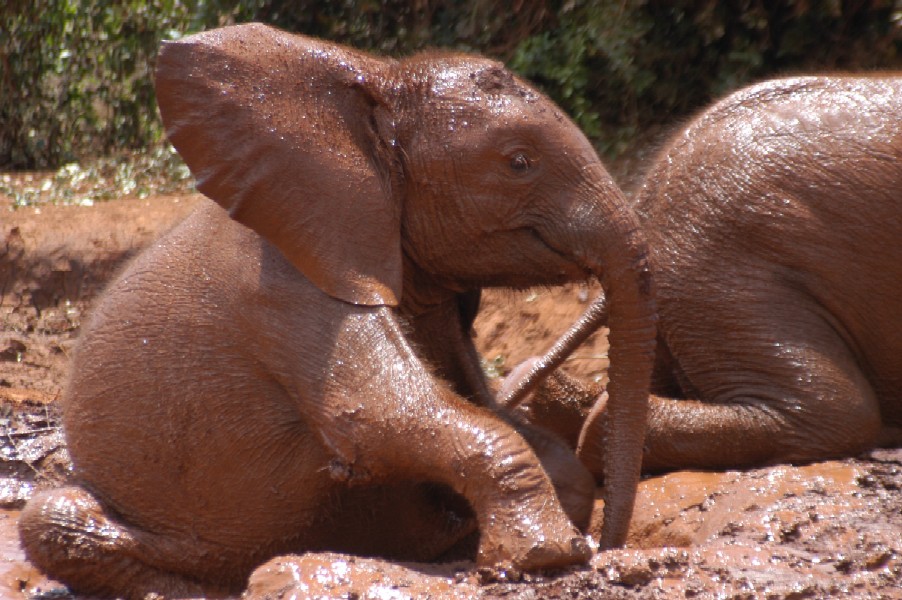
(526, 227, 595, 281)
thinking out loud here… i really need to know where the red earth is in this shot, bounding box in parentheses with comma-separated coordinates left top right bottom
(2, 192, 900, 599)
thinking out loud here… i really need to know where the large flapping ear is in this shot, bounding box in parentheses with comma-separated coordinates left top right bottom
(155, 23, 401, 306)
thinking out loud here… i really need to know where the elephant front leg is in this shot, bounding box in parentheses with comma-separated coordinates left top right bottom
(406, 299, 596, 533)
(510, 332, 883, 476)
(403, 292, 495, 407)
(308, 308, 592, 571)
(571, 361, 882, 476)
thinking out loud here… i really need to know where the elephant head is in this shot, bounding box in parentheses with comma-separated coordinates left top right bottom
(154, 23, 656, 548)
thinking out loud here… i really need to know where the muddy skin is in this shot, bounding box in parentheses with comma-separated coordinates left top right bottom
(514, 74, 902, 478)
(2, 200, 900, 598)
(15, 23, 656, 598)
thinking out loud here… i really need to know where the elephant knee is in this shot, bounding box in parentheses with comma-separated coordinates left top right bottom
(19, 487, 133, 594)
(829, 397, 882, 455)
(19, 486, 209, 599)
(783, 393, 882, 463)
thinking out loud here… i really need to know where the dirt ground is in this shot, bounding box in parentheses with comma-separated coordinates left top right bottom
(1, 192, 900, 599)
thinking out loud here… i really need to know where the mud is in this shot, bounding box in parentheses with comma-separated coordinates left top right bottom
(1, 192, 900, 599)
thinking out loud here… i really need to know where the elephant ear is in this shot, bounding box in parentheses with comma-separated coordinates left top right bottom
(155, 23, 401, 306)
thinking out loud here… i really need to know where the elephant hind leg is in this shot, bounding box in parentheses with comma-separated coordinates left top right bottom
(641, 312, 883, 472)
(19, 486, 232, 599)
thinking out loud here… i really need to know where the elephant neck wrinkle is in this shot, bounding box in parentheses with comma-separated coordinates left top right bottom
(398, 261, 462, 318)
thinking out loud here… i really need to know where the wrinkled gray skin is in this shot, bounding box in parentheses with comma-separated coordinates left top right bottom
(18, 24, 656, 599)
(508, 75, 902, 476)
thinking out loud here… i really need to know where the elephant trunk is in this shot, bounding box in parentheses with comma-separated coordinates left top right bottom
(580, 205, 656, 549)
(503, 168, 656, 549)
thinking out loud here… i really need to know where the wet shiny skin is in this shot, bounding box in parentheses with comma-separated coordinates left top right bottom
(637, 75, 902, 470)
(18, 23, 655, 599)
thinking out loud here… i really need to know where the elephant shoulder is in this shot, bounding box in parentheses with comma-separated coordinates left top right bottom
(178, 199, 334, 308)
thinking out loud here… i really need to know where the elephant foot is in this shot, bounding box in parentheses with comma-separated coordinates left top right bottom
(521, 370, 601, 450)
(473, 456, 592, 572)
(476, 515, 592, 573)
(18, 486, 231, 599)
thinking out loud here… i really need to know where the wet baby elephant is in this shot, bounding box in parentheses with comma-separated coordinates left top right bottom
(508, 75, 902, 477)
(18, 23, 657, 598)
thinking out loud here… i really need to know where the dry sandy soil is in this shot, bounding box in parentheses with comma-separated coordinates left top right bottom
(1, 192, 900, 599)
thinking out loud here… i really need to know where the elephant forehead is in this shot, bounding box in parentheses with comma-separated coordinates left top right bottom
(408, 58, 540, 112)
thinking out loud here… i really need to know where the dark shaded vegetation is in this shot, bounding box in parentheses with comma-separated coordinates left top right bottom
(2, 0, 900, 170)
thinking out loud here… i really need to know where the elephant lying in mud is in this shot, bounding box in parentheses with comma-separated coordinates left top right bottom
(18, 23, 656, 598)
(505, 74, 902, 477)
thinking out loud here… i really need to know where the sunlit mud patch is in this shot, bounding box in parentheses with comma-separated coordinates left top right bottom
(582, 451, 902, 598)
(619, 461, 865, 549)
(245, 553, 479, 600)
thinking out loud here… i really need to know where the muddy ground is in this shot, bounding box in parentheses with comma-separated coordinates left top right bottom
(1, 192, 900, 599)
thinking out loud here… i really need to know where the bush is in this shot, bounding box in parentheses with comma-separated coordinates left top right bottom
(2, 0, 900, 170)
(0, 0, 210, 168)
(509, 1, 902, 155)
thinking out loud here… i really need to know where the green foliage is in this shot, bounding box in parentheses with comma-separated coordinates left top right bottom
(0, 0, 211, 169)
(0, 145, 191, 207)
(509, 1, 902, 156)
(2, 0, 900, 172)
(480, 353, 505, 380)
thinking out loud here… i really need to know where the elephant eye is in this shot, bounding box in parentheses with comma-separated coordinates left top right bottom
(509, 152, 531, 173)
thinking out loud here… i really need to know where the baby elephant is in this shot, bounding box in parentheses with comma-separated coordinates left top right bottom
(511, 74, 902, 476)
(19, 23, 657, 598)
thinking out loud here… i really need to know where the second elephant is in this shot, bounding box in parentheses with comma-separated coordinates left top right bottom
(511, 74, 902, 475)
